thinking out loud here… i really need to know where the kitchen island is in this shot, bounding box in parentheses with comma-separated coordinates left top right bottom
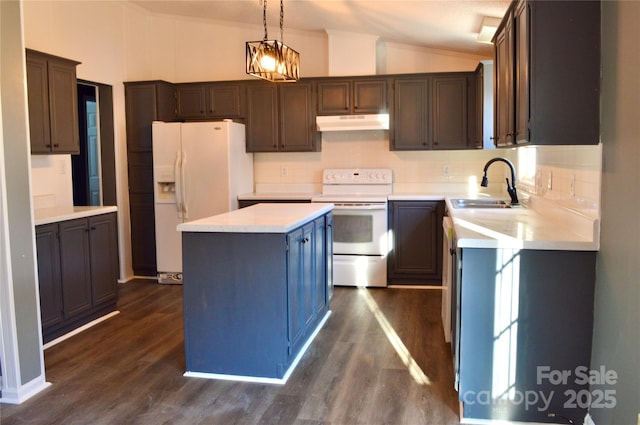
(177, 203, 333, 384)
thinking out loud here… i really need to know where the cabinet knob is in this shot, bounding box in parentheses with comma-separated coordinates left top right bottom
(53, 144, 59, 148)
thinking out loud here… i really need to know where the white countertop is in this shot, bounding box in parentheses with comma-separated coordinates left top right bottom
(177, 203, 334, 233)
(34, 206, 118, 226)
(445, 196, 599, 251)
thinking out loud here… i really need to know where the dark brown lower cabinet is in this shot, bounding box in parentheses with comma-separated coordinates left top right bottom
(387, 200, 444, 284)
(36, 212, 118, 343)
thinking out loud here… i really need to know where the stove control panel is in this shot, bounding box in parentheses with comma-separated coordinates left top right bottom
(322, 168, 393, 185)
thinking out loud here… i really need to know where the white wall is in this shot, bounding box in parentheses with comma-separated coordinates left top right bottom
(23, 0, 133, 279)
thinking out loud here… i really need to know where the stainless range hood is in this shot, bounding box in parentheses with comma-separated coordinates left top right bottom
(316, 113, 390, 132)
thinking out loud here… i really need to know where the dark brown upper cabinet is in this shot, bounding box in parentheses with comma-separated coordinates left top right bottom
(26, 49, 81, 154)
(316, 78, 387, 115)
(390, 72, 477, 151)
(245, 81, 318, 153)
(493, 13, 515, 148)
(175, 82, 245, 120)
(493, 0, 601, 146)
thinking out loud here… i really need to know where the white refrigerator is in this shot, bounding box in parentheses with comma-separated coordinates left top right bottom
(152, 120, 253, 284)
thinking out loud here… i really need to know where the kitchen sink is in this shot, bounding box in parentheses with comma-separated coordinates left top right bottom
(451, 198, 513, 209)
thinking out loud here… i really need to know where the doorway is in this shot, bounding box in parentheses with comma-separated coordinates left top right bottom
(72, 83, 101, 206)
(71, 80, 116, 207)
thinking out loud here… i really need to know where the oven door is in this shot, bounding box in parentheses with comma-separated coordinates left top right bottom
(330, 203, 388, 256)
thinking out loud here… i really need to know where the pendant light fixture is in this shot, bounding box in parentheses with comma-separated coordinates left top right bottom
(246, 0, 300, 82)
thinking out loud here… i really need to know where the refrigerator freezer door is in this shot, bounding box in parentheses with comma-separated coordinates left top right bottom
(152, 122, 184, 280)
(154, 202, 183, 278)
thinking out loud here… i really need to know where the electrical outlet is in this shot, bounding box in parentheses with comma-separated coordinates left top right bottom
(442, 164, 451, 177)
(280, 166, 288, 177)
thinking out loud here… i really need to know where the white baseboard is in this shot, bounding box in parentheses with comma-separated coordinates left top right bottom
(584, 412, 596, 425)
(0, 376, 51, 405)
(43, 311, 120, 350)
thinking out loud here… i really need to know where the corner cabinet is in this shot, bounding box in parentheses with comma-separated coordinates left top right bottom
(390, 72, 479, 151)
(245, 81, 318, 152)
(124, 81, 176, 276)
(26, 49, 81, 154)
(36, 213, 119, 344)
(316, 78, 388, 115)
(182, 212, 332, 380)
(493, 0, 600, 146)
(387, 200, 444, 284)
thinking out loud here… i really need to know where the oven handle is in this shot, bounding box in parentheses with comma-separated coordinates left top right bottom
(330, 203, 387, 211)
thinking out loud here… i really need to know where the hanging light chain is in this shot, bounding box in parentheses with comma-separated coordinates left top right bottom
(280, 0, 284, 42)
(262, 0, 269, 41)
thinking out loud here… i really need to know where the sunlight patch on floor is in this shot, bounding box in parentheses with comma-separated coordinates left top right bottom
(358, 288, 432, 386)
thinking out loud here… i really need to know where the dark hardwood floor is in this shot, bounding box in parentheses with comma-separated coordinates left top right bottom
(0, 280, 460, 424)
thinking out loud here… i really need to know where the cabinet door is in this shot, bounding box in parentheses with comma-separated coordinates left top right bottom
(472, 65, 483, 149)
(89, 214, 118, 306)
(325, 213, 334, 301)
(48, 57, 80, 154)
(494, 14, 515, 147)
(514, 0, 529, 142)
(207, 83, 244, 118)
(35, 224, 64, 329)
(301, 222, 315, 328)
(246, 83, 279, 152)
(26, 54, 51, 154)
(287, 228, 304, 354)
(391, 79, 429, 150)
(316, 81, 350, 115)
(279, 82, 317, 152)
(387, 201, 443, 283)
(431, 76, 468, 149)
(176, 84, 208, 119)
(353, 79, 387, 113)
(58, 218, 92, 319)
(313, 216, 327, 313)
(124, 82, 176, 153)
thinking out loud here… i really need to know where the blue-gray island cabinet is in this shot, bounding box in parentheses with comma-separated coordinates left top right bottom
(177, 203, 334, 384)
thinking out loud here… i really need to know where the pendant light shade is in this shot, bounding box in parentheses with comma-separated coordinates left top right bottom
(246, 0, 300, 82)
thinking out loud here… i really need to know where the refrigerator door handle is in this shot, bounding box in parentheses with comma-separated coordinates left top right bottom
(174, 151, 183, 219)
(181, 152, 188, 219)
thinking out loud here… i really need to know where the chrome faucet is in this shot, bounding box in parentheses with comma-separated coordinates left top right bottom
(481, 157, 519, 205)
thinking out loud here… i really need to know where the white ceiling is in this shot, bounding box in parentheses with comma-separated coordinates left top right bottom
(129, 0, 510, 56)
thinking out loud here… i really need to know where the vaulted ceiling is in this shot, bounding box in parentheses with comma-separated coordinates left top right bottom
(129, 0, 510, 57)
